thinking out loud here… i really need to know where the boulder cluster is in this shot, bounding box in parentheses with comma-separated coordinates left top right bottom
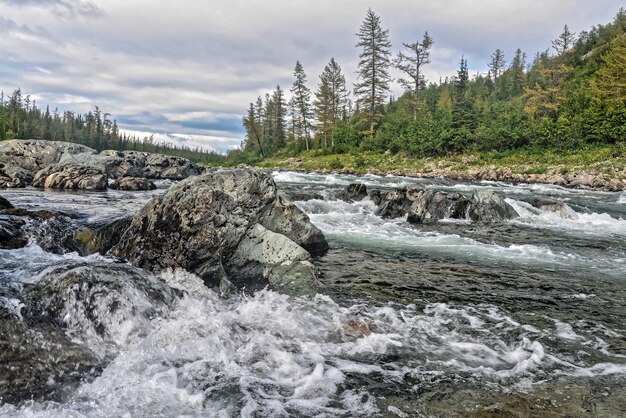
(1, 164, 330, 295)
(110, 169, 328, 295)
(0, 139, 203, 190)
(343, 182, 519, 223)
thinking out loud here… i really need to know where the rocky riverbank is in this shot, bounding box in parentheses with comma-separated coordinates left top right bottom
(0, 139, 204, 190)
(261, 151, 626, 191)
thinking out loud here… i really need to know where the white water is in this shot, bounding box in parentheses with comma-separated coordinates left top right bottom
(2, 268, 623, 417)
(2, 171, 626, 416)
(507, 198, 626, 237)
(295, 198, 625, 273)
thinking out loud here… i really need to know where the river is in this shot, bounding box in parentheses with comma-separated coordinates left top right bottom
(1, 171, 625, 417)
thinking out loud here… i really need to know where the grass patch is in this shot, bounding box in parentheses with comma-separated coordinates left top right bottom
(243, 144, 626, 181)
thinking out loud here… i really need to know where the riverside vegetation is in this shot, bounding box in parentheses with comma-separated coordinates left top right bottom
(231, 8, 626, 187)
(1, 9, 624, 187)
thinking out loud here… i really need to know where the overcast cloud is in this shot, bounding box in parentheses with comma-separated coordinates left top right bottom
(0, 0, 622, 152)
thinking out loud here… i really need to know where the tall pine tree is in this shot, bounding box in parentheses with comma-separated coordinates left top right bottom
(290, 61, 314, 150)
(354, 8, 392, 134)
(314, 58, 349, 147)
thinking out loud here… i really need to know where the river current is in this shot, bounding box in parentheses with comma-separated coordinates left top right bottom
(0, 171, 625, 417)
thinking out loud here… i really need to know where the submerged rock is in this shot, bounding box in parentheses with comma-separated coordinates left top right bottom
(342, 183, 367, 202)
(468, 189, 518, 222)
(111, 169, 327, 294)
(529, 197, 567, 212)
(32, 163, 108, 190)
(74, 217, 132, 255)
(0, 261, 177, 403)
(0, 195, 12, 210)
(0, 305, 102, 404)
(0, 204, 77, 252)
(110, 176, 157, 191)
(0, 215, 28, 249)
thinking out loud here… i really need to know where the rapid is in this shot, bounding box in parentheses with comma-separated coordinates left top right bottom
(0, 171, 624, 417)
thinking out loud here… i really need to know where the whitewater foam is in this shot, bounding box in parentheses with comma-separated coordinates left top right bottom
(507, 198, 626, 236)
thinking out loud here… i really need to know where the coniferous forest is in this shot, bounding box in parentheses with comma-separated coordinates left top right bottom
(237, 8, 625, 163)
(0, 90, 224, 163)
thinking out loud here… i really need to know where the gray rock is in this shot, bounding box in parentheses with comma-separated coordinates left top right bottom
(0, 139, 96, 174)
(24, 262, 176, 334)
(0, 305, 102, 403)
(368, 189, 383, 206)
(278, 189, 324, 202)
(529, 197, 566, 212)
(376, 189, 410, 218)
(0, 162, 34, 188)
(407, 191, 471, 224)
(342, 183, 367, 202)
(32, 164, 108, 190)
(110, 177, 156, 191)
(258, 195, 328, 255)
(0, 215, 27, 249)
(448, 193, 471, 219)
(468, 189, 518, 222)
(0, 208, 77, 253)
(111, 169, 327, 292)
(0, 195, 12, 210)
(143, 153, 201, 179)
(226, 223, 319, 295)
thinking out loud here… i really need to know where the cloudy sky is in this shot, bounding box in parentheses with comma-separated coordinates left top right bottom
(0, 0, 622, 152)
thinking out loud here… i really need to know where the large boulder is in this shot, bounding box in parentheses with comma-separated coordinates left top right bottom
(468, 189, 518, 222)
(32, 163, 108, 190)
(0, 139, 96, 174)
(111, 169, 328, 293)
(143, 153, 201, 179)
(342, 183, 367, 202)
(110, 177, 156, 191)
(406, 191, 471, 224)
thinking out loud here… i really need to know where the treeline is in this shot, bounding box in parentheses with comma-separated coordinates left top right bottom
(0, 90, 225, 163)
(238, 8, 625, 162)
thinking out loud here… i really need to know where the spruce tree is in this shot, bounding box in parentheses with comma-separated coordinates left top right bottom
(290, 61, 314, 150)
(354, 8, 392, 134)
(314, 58, 349, 147)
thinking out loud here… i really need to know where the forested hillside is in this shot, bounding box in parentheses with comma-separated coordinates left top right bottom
(0, 90, 224, 163)
(237, 8, 625, 163)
